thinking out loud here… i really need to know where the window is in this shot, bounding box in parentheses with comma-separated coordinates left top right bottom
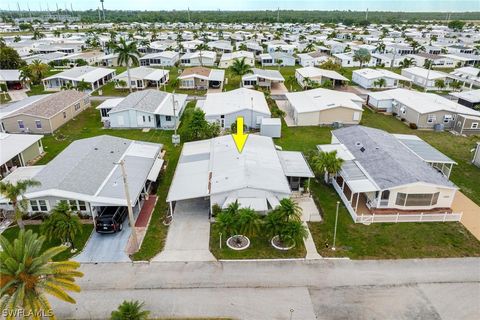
(35, 120, 42, 129)
(30, 200, 48, 212)
(165, 116, 172, 121)
(101, 108, 111, 117)
(395, 192, 440, 207)
(142, 115, 146, 122)
(74, 103, 81, 111)
(472, 122, 479, 129)
(427, 114, 436, 123)
(84, 97, 90, 105)
(78, 201, 87, 211)
(443, 115, 453, 123)
(18, 120, 25, 129)
(148, 116, 151, 122)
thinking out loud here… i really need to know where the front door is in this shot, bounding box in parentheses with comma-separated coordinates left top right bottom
(290, 176, 301, 191)
(155, 115, 161, 128)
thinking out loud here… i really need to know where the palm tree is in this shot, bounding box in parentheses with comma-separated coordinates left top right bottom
(114, 38, 140, 93)
(303, 42, 315, 53)
(216, 210, 238, 237)
(230, 58, 252, 76)
(111, 300, 150, 320)
(53, 30, 61, 37)
(194, 43, 210, 67)
(238, 43, 248, 51)
(373, 78, 387, 88)
(76, 79, 91, 92)
(285, 75, 296, 91)
(13, 35, 21, 42)
(0, 230, 83, 318)
(434, 79, 446, 90)
(19, 67, 32, 88)
(450, 80, 462, 91)
(28, 59, 50, 84)
(277, 198, 302, 222)
(399, 57, 415, 68)
(32, 30, 45, 40)
(61, 82, 75, 90)
(375, 42, 386, 53)
(41, 201, 82, 250)
(0, 179, 41, 230)
(263, 210, 284, 239)
(278, 220, 308, 247)
(353, 48, 371, 67)
(310, 150, 344, 183)
(303, 77, 320, 90)
(236, 208, 261, 237)
(423, 59, 433, 69)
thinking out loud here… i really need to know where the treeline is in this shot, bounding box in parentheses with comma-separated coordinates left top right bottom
(2, 10, 480, 25)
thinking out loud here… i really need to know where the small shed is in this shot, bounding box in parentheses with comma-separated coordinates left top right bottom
(260, 118, 281, 138)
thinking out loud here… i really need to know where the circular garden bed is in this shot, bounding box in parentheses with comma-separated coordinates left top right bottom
(226, 235, 250, 251)
(271, 235, 295, 251)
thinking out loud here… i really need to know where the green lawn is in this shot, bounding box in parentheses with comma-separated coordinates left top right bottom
(26, 84, 50, 96)
(1, 224, 93, 261)
(272, 110, 480, 259)
(209, 224, 306, 259)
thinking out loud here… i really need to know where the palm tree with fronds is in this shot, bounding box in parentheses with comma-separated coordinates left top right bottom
(263, 210, 284, 239)
(230, 58, 252, 76)
(41, 201, 82, 250)
(114, 38, 140, 93)
(0, 179, 41, 230)
(277, 198, 302, 222)
(310, 150, 344, 183)
(76, 79, 91, 92)
(111, 300, 150, 320)
(303, 42, 315, 53)
(61, 82, 75, 90)
(285, 75, 296, 91)
(353, 48, 371, 67)
(53, 30, 61, 37)
(195, 43, 210, 67)
(373, 78, 387, 89)
(236, 208, 261, 237)
(278, 220, 308, 247)
(434, 79, 446, 91)
(399, 57, 415, 68)
(32, 30, 45, 40)
(28, 59, 50, 84)
(19, 66, 32, 88)
(375, 42, 386, 53)
(0, 230, 83, 318)
(238, 43, 248, 51)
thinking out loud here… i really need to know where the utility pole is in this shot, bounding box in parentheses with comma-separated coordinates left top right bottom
(365, 8, 369, 21)
(277, 7, 280, 23)
(332, 201, 340, 251)
(171, 93, 180, 146)
(116, 160, 139, 252)
(187, 7, 190, 21)
(100, 0, 106, 21)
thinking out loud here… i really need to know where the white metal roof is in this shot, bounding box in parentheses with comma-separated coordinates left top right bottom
(0, 69, 21, 82)
(95, 98, 125, 110)
(243, 68, 285, 82)
(285, 88, 363, 113)
(370, 88, 480, 117)
(0, 133, 43, 166)
(393, 134, 456, 164)
(200, 88, 270, 116)
(402, 67, 449, 80)
(296, 67, 349, 81)
(44, 66, 115, 83)
(0, 166, 46, 185)
(353, 68, 410, 81)
(277, 151, 315, 178)
(450, 89, 480, 103)
(223, 197, 268, 211)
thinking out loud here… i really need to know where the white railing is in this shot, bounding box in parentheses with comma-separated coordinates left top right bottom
(355, 212, 463, 224)
(331, 179, 463, 224)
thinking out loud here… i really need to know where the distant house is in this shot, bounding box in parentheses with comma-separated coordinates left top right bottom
(266, 42, 296, 54)
(297, 51, 331, 67)
(42, 66, 116, 92)
(366, 88, 480, 133)
(259, 52, 295, 67)
(197, 88, 271, 129)
(139, 51, 179, 67)
(166, 134, 314, 214)
(0, 90, 90, 134)
(295, 67, 349, 88)
(113, 66, 169, 90)
(0, 132, 44, 178)
(450, 89, 480, 109)
(450, 67, 480, 89)
(285, 88, 363, 126)
(178, 67, 225, 90)
(401, 67, 453, 91)
(179, 51, 216, 67)
(371, 53, 405, 68)
(241, 68, 285, 90)
(207, 40, 233, 53)
(318, 126, 460, 223)
(333, 52, 376, 67)
(0, 70, 24, 91)
(96, 90, 187, 130)
(407, 53, 455, 69)
(352, 68, 410, 89)
(0, 135, 164, 218)
(218, 51, 255, 69)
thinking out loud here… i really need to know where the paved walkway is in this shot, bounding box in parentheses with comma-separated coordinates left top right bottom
(276, 100, 296, 126)
(154, 198, 215, 262)
(8, 89, 28, 102)
(452, 191, 480, 240)
(52, 258, 480, 319)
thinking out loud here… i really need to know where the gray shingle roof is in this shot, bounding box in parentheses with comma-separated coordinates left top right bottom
(110, 89, 169, 114)
(333, 126, 455, 189)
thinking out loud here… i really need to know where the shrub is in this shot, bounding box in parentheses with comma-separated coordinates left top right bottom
(211, 203, 222, 217)
(409, 123, 418, 129)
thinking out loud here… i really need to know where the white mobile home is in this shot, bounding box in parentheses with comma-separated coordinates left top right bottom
(352, 68, 410, 89)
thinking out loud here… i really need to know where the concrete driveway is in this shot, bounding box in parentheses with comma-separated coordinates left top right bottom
(8, 89, 28, 102)
(452, 191, 480, 241)
(154, 198, 215, 262)
(75, 217, 131, 263)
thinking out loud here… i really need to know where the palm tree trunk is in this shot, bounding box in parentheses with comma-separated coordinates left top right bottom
(127, 63, 132, 93)
(14, 204, 25, 230)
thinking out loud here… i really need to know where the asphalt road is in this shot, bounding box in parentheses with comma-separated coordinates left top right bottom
(51, 258, 480, 319)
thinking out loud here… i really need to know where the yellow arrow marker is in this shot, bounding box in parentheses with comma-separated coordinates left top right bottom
(232, 116, 248, 153)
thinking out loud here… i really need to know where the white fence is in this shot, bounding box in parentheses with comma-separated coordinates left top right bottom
(331, 179, 463, 224)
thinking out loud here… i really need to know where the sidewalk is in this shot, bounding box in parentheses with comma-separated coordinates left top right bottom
(452, 192, 480, 241)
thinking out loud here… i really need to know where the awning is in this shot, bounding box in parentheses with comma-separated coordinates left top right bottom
(223, 197, 268, 211)
(147, 158, 164, 181)
(346, 179, 379, 193)
(267, 196, 280, 209)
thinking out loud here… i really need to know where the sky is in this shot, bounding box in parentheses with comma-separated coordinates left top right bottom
(3, 0, 480, 12)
